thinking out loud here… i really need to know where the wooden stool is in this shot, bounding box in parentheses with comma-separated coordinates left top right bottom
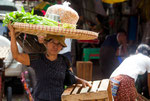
(62, 79, 113, 101)
(76, 61, 93, 81)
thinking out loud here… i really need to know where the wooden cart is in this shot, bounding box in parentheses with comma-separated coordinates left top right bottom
(62, 79, 113, 101)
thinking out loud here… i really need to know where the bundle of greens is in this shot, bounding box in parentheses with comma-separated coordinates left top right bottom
(3, 7, 75, 29)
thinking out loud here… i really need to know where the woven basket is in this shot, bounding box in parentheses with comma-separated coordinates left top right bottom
(13, 22, 98, 40)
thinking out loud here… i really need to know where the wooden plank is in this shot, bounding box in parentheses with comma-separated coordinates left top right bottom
(72, 84, 82, 94)
(62, 85, 75, 96)
(98, 79, 109, 91)
(62, 90, 108, 101)
(76, 61, 83, 79)
(98, 79, 113, 101)
(85, 63, 89, 80)
(82, 62, 85, 80)
(85, 61, 93, 81)
(89, 62, 93, 81)
(90, 80, 100, 92)
(80, 81, 92, 93)
(76, 61, 93, 81)
(107, 81, 113, 101)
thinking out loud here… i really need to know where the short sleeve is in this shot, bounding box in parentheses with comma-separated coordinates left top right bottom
(61, 55, 71, 69)
(28, 53, 41, 69)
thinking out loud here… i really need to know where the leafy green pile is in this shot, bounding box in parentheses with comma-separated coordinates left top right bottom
(3, 7, 75, 29)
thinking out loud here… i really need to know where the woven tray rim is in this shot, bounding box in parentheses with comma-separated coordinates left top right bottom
(13, 22, 98, 40)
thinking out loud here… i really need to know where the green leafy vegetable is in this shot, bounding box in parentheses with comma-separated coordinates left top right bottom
(31, 8, 34, 15)
(21, 6, 25, 13)
(3, 7, 76, 29)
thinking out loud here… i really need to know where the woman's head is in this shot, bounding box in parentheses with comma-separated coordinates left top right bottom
(96, 14, 103, 24)
(117, 29, 127, 45)
(136, 44, 150, 56)
(44, 35, 67, 55)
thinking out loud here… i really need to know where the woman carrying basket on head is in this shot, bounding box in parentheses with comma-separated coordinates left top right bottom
(7, 2, 99, 101)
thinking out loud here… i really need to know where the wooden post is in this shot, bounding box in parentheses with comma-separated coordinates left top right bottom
(76, 61, 93, 81)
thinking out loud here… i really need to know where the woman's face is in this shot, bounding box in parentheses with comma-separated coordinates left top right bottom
(118, 33, 127, 45)
(46, 39, 63, 55)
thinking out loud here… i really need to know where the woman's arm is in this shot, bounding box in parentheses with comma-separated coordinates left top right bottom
(8, 23, 30, 65)
(75, 76, 91, 88)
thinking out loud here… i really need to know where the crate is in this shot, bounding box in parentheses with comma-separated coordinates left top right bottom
(83, 48, 100, 61)
(76, 61, 93, 81)
(62, 79, 113, 101)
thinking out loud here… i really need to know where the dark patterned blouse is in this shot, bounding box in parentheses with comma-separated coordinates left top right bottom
(29, 53, 71, 101)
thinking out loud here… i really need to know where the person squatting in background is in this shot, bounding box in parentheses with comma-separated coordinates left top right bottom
(99, 29, 127, 78)
(110, 44, 150, 101)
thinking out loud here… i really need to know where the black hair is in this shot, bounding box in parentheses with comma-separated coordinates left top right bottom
(136, 44, 150, 56)
(44, 39, 52, 44)
(44, 39, 65, 48)
(117, 29, 127, 34)
(96, 14, 103, 23)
